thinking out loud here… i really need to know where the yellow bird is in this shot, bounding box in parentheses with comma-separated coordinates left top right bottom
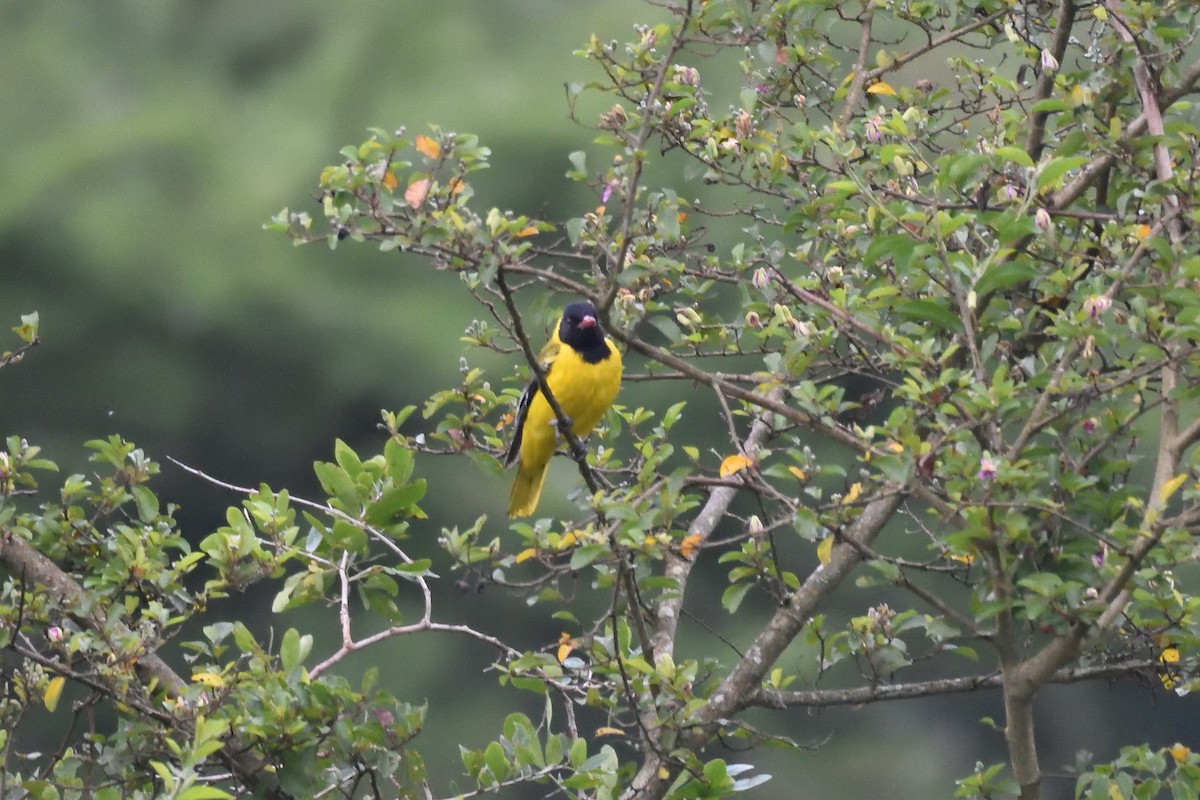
(505, 301, 623, 517)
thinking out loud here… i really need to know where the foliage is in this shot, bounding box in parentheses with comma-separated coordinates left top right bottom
(5, 1, 1200, 799)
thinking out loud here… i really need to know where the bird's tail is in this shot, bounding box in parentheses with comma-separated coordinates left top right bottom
(509, 460, 550, 517)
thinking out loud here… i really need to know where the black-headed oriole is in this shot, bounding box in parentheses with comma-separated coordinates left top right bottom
(505, 301, 622, 517)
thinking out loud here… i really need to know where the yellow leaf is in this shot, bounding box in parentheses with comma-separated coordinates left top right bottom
(1109, 784, 1124, 800)
(192, 671, 225, 689)
(381, 171, 398, 192)
(842, 482, 862, 505)
(515, 225, 539, 238)
(597, 726, 626, 737)
(680, 533, 703, 559)
(788, 465, 808, 482)
(720, 453, 754, 478)
(817, 536, 834, 566)
(43, 676, 66, 712)
(866, 81, 897, 95)
(448, 176, 466, 195)
(949, 552, 975, 565)
(1169, 743, 1191, 763)
(515, 547, 538, 564)
(405, 178, 431, 210)
(415, 134, 441, 159)
(1159, 473, 1188, 504)
(557, 632, 575, 663)
(886, 441, 904, 453)
(1136, 224, 1151, 239)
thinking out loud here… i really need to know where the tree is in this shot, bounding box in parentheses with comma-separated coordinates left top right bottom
(4, 1, 1200, 798)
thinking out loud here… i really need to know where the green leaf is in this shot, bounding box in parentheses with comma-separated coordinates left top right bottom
(279, 628, 312, 672)
(974, 262, 1036, 298)
(131, 485, 159, 522)
(365, 481, 427, 527)
(178, 787, 234, 800)
(994, 146, 1035, 168)
(313, 461, 360, 509)
(894, 299, 964, 333)
(483, 740, 508, 781)
(721, 582, 752, 614)
(1036, 156, 1089, 190)
(384, 437, 415, 483)
(334, 439, 364, 476)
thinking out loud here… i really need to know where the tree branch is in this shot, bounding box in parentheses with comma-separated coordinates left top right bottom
(751, 658, 1159, 708)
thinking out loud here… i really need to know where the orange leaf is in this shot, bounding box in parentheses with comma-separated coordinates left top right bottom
(515, 225, 539, 238)
(679, 533, 703, 559)
(415, 134, 441, 159)
(720, 453, 754, 478)
(557, 632, 575, 663)
(788, 465, 808, 482)
(448, 177, 466, 195)
(596, 726, 625, 737)
(1136, 224, 1152, 239)
(1169, 743, 1191, 763)
(405, 178, 430, 209)
(382, 171, 398, 191)
(677, 211, 688, 223)
(866, 81, 897, 95)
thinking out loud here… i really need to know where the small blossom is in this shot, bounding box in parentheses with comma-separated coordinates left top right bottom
(755, 84, 769, 94)
(793, 93, 807, 108)
(47, 626, 63, 643)
(745, 310, 762, 328)
(1082, 417, 1098, 433)
(751, 267, 771, 291)
(1035, 207, 1053, 230)
(735, 110, 753, 140)
(1094, 541, 1108, 567)
(1040, 49, 1059, 73)
(1004, 183, 1019, 201)
(1084, 295, 1112, 319)
(599, 104, 627, 130)
(865, 114, 884, 143)
(978, 454, 997, 481)
(673, 64, 699, 86)
(748, 515, 765, 536)
(601, 179, 619, 203)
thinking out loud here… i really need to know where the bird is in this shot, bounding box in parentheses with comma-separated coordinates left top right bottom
(505, 301, 623, 517)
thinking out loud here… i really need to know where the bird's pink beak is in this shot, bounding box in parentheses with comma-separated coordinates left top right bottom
(579, 315, 596, 329)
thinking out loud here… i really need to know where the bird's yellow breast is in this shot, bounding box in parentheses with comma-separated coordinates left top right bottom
(518, 340, 622, 467)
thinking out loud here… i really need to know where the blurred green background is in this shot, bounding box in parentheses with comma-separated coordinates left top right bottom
(1, 3, 1193, 797)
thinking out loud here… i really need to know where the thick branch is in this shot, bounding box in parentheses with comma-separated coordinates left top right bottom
(751, 658, 1158, 708)
(624, 489, 906, 800)
(649, 388, 783, 661)
(1025, 0, 1076, 161)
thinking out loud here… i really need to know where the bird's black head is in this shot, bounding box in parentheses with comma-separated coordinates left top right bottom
(558, 301, 611, 363)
